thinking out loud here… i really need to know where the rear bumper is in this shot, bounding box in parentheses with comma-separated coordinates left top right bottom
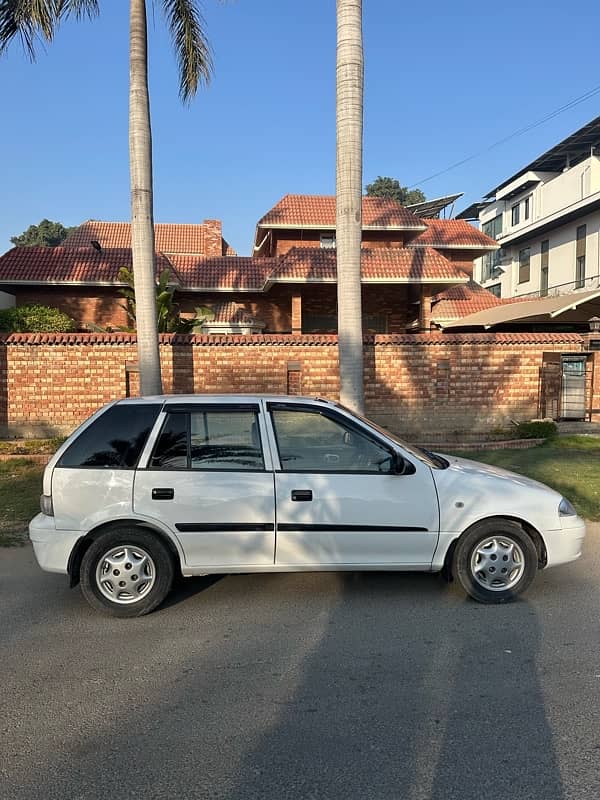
(29, 513, 82, 574)
(543, 518, 586, 568)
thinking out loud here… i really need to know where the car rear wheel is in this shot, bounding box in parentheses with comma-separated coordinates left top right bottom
(453, 519, 538, 603)
(80, 529, 175, 617)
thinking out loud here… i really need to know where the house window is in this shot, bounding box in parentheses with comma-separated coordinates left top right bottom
(320, 233, 336, 249)
(488, 283, 501, 297)
(481, 215, 502, 280)
(576, 225, 586, 288)
(524, 197, 531, 220)
(511, 204, 520, 226)
(540, 240, 549, 297)
(518, 248, 530, 284)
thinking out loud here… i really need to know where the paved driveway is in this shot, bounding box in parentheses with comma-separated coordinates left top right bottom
(1, 526, 600, 800)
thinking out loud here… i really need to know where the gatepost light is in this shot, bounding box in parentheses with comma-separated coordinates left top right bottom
(588, 316, 600, 333)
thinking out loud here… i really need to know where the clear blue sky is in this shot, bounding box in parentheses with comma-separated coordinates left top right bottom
(1, 0, 600, 255)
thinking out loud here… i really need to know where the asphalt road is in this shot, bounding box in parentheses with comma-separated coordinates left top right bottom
(1, 527, 600, 800)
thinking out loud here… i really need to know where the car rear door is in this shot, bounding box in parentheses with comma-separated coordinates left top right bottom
(133, 402, 276, 568)
(267, 403, 439, 567)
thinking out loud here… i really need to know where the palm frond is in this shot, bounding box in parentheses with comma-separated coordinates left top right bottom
(0, 0, 97, 59)
(0, 0, 58, 58)
(57, 0, 99, 20)
(161, 0, 213, 102)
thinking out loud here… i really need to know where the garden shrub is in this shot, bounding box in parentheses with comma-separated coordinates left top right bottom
(0, 305, 76, 333)
(515, 420, 558, 440)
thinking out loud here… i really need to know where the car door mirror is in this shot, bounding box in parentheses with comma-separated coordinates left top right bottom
(393, 454, 416, 476)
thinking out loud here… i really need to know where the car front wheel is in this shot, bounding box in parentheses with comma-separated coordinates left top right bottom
(453, 519, 538, 603)
(80, 529, 175, 617)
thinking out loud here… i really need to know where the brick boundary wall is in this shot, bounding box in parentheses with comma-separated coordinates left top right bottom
(0, 331, 589, 438)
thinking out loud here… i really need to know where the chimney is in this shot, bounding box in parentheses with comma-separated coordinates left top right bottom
(203, 219, 223, 257)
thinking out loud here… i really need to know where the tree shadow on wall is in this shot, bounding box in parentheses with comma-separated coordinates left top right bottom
(362, 332, 555, 442)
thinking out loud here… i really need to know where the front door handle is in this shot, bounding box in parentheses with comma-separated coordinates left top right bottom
(291, 489, 312, 502)
(152, 487, 174, 500)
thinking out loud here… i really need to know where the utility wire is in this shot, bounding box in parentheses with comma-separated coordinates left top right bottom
(408, 84, 600, 188)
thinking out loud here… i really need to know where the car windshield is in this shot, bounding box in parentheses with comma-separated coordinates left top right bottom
(331, 402, 449, 469)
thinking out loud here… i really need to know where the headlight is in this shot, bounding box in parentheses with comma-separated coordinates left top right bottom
(558, 497, 577, 517)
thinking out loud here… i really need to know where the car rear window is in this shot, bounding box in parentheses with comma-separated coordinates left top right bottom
(58, 404, 161, 468)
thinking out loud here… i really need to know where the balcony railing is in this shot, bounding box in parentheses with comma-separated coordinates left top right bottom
(514, 274, 600, 300)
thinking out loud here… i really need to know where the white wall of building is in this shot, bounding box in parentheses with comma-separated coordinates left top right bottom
(475, 155, 600, 297)
(0, 291, 15, 309)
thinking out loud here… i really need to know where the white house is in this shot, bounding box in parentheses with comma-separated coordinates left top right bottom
(460, 116, 600, 299)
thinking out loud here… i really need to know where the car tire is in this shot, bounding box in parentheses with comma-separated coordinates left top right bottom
(452, 519, 538, 604)
(80, 528, 175, 617)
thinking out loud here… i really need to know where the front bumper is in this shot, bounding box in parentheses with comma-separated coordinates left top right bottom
(543, 516, 587, 568)
(29, 513, 82, 574)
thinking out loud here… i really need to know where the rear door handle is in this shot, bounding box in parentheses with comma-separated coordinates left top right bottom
(291, 490, 312, 502)
(152, 487, 174, 500)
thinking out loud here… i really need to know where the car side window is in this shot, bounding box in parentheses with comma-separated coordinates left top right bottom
(270, 409, 394, 473)
(58, 404, 161, 469)
(150, 409, 265, 471)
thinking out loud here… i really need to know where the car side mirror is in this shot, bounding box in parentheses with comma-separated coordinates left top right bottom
(394, 454, 416, 475)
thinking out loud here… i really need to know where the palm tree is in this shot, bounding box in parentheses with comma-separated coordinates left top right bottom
(0, 0, 212, 395)
(335, 0, 365, 415)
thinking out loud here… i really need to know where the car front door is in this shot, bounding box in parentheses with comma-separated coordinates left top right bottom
(267, 403, 439, 567)
(133, 403, 275, 568)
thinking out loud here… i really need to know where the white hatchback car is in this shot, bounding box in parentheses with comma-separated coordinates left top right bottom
(30, 395, 586, 616)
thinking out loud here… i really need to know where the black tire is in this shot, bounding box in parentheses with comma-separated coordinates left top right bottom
(452, 519, 538, 604)
(80, 528, 175, 617)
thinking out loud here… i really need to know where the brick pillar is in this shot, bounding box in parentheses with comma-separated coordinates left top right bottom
(418, 286, 432, 333)
(291, 292, 302, 334)
(287, 361, 302, 394)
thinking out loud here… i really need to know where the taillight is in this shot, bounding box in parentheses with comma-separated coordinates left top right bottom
(40, 494, 54, 516)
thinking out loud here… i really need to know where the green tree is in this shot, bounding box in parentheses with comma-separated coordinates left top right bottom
(336, 0, 365, 415)
(118, 266, 194, 333)
(365, 176, 426, 206)
(0, 304, 75, 332)
(0, 0, 213, 395)
(10, 219, 75, 247)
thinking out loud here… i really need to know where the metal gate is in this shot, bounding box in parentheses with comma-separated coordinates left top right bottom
(561, 356, 587, 419)
(539, 353, 593, 421)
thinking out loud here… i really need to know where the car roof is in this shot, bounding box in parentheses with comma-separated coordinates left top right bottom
(116, 394, 336, 406)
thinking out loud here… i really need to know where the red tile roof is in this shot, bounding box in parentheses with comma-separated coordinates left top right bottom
(269, 247, 469, 284)
(63, 220, 235, 255)
(0, 246, 470, 290)
(168, 255, 274, 291)
(258, 194, 426, 230)
(431, 281, 502, 322)
(409, 219, 499, 250)
(0, 247, 174, 284)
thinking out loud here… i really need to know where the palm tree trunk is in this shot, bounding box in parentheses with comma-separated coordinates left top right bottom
(130, 0, 162, 395)
(336, 0, 364, 415)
